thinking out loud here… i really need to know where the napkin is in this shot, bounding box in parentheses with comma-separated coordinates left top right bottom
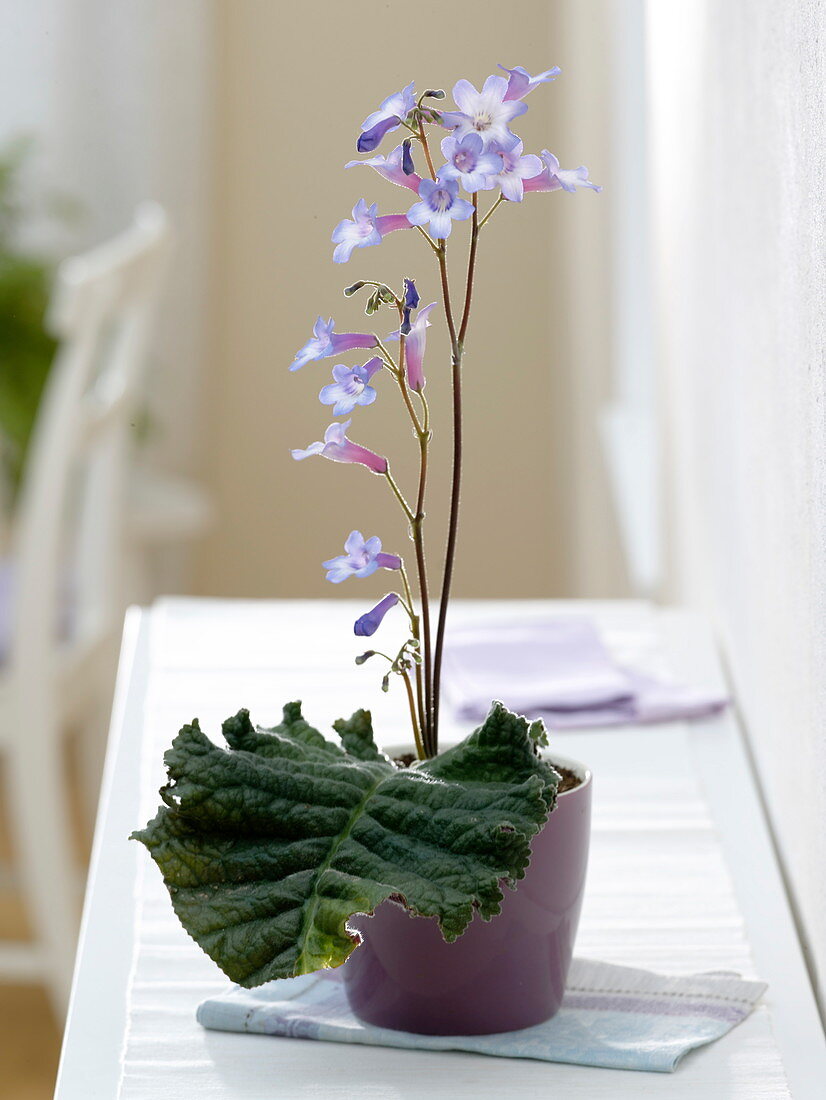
(443, 616, 728, 728)
(197, 958, 766, 1074)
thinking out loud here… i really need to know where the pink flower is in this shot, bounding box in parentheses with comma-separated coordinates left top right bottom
(389, 302, 437, 392)
(498, 64, 561, 102)
(291, 420, 388, 474)
(523, 150, 602, 194)
(345, 143, 422, 193)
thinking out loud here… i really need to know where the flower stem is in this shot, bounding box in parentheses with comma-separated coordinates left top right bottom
(397, 317, 433, 754)
(478, 193, 506, 231)
(430, 195, 480, 752)
(384, 468, 415, 524)
(400, 666, 426, 761)
(418, 120, 437, 180)
(414, 225, 439, 253)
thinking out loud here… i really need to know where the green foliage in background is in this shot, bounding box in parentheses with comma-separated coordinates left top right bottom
(0, 140, 58, 505)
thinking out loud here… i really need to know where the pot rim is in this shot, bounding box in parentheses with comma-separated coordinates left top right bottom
(381, 741, 592, 796)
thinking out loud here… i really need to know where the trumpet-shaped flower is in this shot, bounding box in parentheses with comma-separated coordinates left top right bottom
(357, 82, 416, 153)
(332, 199, 381, 263)
(523, 150, 602, 194)
(498, 64, 561, 101)
(319, 358, 382, 415)
(354, 593, 400, 636)
(291, 420, 387, 474)
(406, 178, 473, 240)
(390, 301, 436, 391)
(344, 144, 422, 192)
(439, 133, 501, 193)
(291, 317, 377, 372)
(487, 139, 543, 203)
(323, 530, 401, 583)
(332, 199, 412, 264)
(440, 75, 527, 150)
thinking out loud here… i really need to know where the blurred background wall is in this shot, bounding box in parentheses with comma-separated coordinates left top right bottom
(648, 0, 826, 1007)
(197, 0, 624, 599)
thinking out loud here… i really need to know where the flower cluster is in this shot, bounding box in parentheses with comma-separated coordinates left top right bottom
(288, 65, 600, 756)
(333, 66, 601, 260)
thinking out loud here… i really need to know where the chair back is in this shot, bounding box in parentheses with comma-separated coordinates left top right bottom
(9, 203, 172, 685)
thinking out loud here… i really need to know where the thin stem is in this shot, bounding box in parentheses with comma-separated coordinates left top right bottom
(459, 194, 479, 344)
(478, 193, 506, 231)
(397, 592, 415, 621)
(418, 120, 437, 179)
(384, 468, 415, 524)
(436, 243, 460, 349)
(430, 197, 480, 752)
(395, 336, 424, 435)
(399, 563, 416, 615)
(400, 666, 425, 761)
(415, 225, 439, 253)
(397, 310, 433, 754)
(373, 334, 400, 371)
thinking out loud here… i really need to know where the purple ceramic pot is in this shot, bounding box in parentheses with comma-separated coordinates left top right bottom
(342, 751, 592, 1035)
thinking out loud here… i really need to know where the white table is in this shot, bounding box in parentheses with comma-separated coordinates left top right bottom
(54, 599, 826, 1098)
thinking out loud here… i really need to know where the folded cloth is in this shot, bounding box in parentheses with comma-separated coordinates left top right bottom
(443, 616, 728, 728)
(197, 958, 766, 1074)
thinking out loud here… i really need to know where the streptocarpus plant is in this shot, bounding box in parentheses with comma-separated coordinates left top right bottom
(134, 65, 600, 986)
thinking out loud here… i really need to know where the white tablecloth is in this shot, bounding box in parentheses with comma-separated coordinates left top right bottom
(117, 600, 791, 1098)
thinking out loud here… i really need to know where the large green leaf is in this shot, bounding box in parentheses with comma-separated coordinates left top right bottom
(132, 700, 558, 987)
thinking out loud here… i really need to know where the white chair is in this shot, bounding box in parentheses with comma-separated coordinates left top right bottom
(0, 203, 172, 1021)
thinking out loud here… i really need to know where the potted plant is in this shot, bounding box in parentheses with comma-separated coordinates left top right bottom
(134, 65, 600, 1036)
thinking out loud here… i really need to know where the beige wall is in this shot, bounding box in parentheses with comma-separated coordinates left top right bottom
(197, 0, 615, 599)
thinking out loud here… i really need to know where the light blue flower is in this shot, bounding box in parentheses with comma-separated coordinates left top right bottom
(323, 531, 401, 584)
(439, 133, 501, 193)
(498, 64, 561, 101)
(406, 178, 474, 240)
(357, 82, 416, 152)
(440, 75, 527, 150)
(291, 317, 376, 372)
(486, 139, 543, 203)
(319, 358, 382, 415)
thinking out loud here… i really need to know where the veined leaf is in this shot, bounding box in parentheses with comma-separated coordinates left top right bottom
(132, 700, 558, 987)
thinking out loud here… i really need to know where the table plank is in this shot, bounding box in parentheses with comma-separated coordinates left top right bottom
(55, 600, 825, 1098)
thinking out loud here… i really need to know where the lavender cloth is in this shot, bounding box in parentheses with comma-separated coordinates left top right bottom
(443, 616, 728, 728)
(196, 959, 767, 1073)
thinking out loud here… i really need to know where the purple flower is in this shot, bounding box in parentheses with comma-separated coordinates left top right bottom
(323, 530, 401, 583)
(403, 277, 420, 311)
(523, 150, 602, 194)
(332, 200, 412, 264)
(498, 64, 561, 101)
(357, 82, 416, 152)
(440, 75, 527, 150)
(438, 133, 502, 193)
(291, 317, 377, 372)
(345, 143, 422, 192)
(400, 277, 420, 335)
(390, 302, 436, 392)
(354, 593, 399, 636)
(401, 140, 415, 176)
(291, 420, 387, 474)
(486, 139, 543, 203)
(319, 358, 382, 415)
(406, 178, 473, 240)
(332, 199, 382, 263)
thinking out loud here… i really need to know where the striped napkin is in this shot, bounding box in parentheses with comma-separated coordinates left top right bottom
(196, 958, 766, 1074)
